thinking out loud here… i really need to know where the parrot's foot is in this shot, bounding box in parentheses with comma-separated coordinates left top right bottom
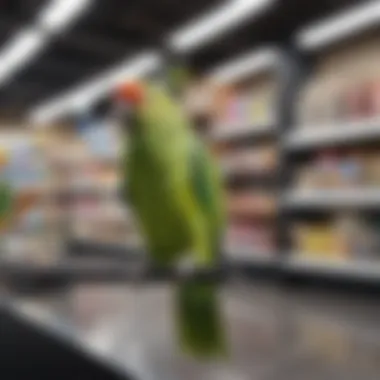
(177, 255, 197, 278)
(177, 255, 217, 281)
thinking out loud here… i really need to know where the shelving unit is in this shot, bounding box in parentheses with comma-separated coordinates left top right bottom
(38, 3, 380, 288)
(38, 125, 142, 259)
(283, 189, 380, 209)
(210, 120, 276, 142)
(203, 48, 281, 268)
(285, 117, 380, 150)
(0, 130, 61, 265)
(285, 256, 380, 282)
(4, 1, 380, 290)
(6, 2, 380, 380)
(281, 7, 380, 284)
(224, 248, 279, 267)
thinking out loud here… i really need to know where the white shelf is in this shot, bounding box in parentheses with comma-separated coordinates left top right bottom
(208, 48, 278, 84)
(285, 117, 380, 150)
(211, 120, 275, 141)
(283, 189, 380, 209)
(286, 256, 380, 281)
(225, 248, 277, 266)
(297, 2, 380, 52)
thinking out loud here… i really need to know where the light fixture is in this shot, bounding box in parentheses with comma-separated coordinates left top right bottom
(0, 28, 47, 86)
(209, 48, 277, 84)
(37, 0, 93, 33)
(298, 0, 380, 50)
(0, 0, 93, 89)
(168, 0, 276, 53)
(30, 51, 162, 125)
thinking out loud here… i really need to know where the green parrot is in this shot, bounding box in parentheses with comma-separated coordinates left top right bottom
(116, 78, 227, 357)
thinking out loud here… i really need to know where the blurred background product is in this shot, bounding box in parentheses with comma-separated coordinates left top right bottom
(292, 213, 380, 262)
(297, 35, 380, 126)
(294, 147, 380, 190)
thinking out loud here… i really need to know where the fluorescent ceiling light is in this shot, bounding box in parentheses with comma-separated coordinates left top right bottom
(169, 0, 275, 53)
(0, 0, 92, 88)
(38, 0, 93, 33)
(30, 51, 162, 125)
(298, 0, 380, 50)
(209, 48, 277, 84)
(0, 28, 47, 86)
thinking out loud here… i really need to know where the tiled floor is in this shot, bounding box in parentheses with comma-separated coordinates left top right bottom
(7, 282, 380, 380)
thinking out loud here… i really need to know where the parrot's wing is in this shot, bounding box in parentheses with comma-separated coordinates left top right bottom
(177, 143, 227, 357)
(189, 141, 225, 253)
(190, 143, 213, 215)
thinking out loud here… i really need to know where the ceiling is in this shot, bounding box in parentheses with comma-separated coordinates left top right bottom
(0, 0, 362, 120)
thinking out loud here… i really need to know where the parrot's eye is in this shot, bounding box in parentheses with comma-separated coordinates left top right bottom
(113, 101, 132, 119)
(111, 101, 134, 132)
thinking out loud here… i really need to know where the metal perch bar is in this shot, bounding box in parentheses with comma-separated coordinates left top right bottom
(0, 260, 228, 286)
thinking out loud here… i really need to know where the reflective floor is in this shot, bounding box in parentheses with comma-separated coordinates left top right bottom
(6, 282, 380, 380)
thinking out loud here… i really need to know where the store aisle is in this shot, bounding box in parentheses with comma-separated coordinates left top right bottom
(8, 282, 380, 380)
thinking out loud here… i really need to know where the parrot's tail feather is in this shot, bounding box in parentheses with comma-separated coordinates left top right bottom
(175, 280, 227, 358)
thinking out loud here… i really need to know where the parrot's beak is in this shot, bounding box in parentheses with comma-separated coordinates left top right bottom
(111, 100, 133, 134)
(115, 82, 145, 107)
(112, 100, 131, 120)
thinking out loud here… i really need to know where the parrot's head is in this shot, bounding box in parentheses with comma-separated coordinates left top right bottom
(113, 81, 147, 133)
(113, 62, 192, 129)
(114, 79, 183, 136)
(116, 81, 145, 108)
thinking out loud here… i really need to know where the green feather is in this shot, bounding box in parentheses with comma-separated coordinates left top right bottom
(167, 66, 191, 96)
(176, 280, 227, 358)
(190, 140, 225, 255)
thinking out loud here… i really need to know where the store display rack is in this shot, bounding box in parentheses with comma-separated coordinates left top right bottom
(283, 189, 380, 209)
(172, 13, 380, 285)
(278, 20, 380, 284)
(40, 17, 380, 289)
(4, 3, 380, 290)
(285, 117, 380, 150)
(284, 256, 380, 282)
